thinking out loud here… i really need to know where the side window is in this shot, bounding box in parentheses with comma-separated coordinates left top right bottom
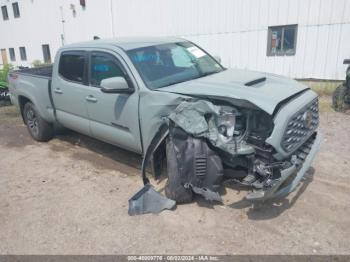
(59, 53, 86, 83)
(90, 53, 125, 86)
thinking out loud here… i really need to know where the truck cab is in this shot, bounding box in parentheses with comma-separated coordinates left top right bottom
(51, 47, 142, 153)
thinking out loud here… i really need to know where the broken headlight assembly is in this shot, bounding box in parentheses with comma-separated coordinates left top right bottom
(217, 106, 242, 143)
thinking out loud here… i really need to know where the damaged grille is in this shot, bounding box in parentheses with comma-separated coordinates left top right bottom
(281, 98, 319, 152)
(292, 133, 317, 167)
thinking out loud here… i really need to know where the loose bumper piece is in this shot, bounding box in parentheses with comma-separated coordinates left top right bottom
(246, 132, 322, 201)
(128, 184, 176, 216)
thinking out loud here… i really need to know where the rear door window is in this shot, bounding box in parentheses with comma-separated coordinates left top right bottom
(90, 53, 125, 86)
(59, 52, 86, 84)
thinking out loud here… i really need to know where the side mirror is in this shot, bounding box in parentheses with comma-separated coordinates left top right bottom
(214, 55, 222, 63)
(100, 77, 134, 94)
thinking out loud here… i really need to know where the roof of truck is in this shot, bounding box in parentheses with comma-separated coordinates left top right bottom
(62, 37, 186, 51)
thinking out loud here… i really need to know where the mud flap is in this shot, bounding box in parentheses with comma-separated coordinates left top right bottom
(128, 184, 176, 216)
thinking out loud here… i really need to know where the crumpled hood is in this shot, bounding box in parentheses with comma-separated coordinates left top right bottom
(158, 68, 309, 115)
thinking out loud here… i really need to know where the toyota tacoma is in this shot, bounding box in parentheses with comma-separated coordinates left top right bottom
(8, 37, 321, 205)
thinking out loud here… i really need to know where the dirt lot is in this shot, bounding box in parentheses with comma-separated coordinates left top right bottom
(0, 99, 349, 255)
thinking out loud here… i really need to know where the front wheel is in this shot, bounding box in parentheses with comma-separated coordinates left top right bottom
(23, 102, 54, 142)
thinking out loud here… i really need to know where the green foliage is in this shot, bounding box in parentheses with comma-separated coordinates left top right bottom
(0, 64, 13, 88)
(32, 60, 43, 68)
(32, 60, 51, 68)
(298, 79, 342, 97)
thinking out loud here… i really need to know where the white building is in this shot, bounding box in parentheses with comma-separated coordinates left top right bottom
(0, 0, 349, 80)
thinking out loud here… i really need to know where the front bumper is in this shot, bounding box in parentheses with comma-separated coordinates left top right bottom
(246, 132, 322, 201)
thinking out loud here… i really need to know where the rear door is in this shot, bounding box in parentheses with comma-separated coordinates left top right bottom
(85, 51, 142, 153)
(51, 51, 92, 136)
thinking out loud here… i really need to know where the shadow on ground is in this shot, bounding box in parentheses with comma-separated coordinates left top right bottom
(227, 168, 315, 220)
(192, 168, 315, 219)
(54, 129, 142, 175)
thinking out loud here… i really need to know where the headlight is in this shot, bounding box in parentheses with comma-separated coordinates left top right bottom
(217, 106, 239, 143)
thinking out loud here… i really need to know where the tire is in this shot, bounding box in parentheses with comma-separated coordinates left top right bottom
(332, 84, 348, 112)
(23, 102, 54, 142)
(164, 138, 193, 204)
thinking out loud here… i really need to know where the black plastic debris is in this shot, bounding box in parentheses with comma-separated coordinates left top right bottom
(128, 184, 176, 216)
(191, 185, 223, 202)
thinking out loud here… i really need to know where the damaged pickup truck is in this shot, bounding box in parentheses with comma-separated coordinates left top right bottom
(8, 37, 321, 212)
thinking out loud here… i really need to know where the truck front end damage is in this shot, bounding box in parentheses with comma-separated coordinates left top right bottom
(129, 87, 321, 215)
(161, 89, 321, 202)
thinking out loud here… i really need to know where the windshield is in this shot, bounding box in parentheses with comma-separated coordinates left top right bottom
(127, 41, 224, 89)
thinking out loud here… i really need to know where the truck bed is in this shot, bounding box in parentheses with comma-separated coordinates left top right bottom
(9, 65, 55, 123)
(14, 66, 53, 78)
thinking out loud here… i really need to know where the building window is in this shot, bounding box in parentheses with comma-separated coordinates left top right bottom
(80, 0, 86, 8)
(9, 48, 16, 61)
(1, 6, 9, 20)
(42, 44, 51, 63)
(267, 25, 298, 56)
(12, 2, 20, 18)
(19, 47, 27, 61)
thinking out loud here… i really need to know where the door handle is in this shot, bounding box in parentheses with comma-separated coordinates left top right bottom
(54, 88, 63, 94)
(86, 95, 97, 103)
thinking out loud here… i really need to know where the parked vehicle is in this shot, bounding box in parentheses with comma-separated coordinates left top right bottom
(332, 59, 350, 112)
(0, 81, 9, 101)
(8, 37, 321, 203)
(0, 64, 11, 102)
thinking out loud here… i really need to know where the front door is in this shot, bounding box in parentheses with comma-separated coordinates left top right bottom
(1, 49, 8, 65)
(51, 51, 92, 136)
(85, 51, 142, 153)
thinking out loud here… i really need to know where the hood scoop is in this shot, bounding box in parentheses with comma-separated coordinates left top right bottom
(245, 77, 266, 87)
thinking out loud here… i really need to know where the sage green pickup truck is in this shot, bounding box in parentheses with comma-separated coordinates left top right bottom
(8, 37, 321, 202)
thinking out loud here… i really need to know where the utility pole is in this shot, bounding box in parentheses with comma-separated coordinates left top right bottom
(110, 0, 115, 37)
(60, 6, 66, 46)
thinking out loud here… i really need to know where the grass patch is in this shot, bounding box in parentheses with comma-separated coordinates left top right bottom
(297, 79, 343, 97)
(319, 97, 334, 113)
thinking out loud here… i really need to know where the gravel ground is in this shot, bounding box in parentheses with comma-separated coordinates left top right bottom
(0, 100, 349, 255)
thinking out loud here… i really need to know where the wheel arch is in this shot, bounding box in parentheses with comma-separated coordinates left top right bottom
(18, 95, 32, 124)
(141, 123, 169, 184)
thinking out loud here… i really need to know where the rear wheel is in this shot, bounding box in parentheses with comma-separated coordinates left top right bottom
(23, 102, 54, 142)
